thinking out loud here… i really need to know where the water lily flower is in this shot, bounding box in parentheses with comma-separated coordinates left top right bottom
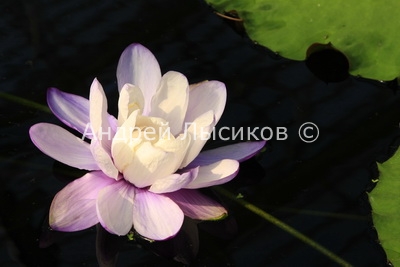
(29, 43, 265, 240)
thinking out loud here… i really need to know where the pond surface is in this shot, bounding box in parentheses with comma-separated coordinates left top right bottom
(0, 0, 397, 266)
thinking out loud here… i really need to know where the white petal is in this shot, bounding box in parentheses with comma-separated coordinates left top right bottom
(185, 81, 226, 125)
(118, 83, 144, 124)
(133, 189, 184, 240)
(150, 71, 189, 135)
(29, 123, 100, 170)
(111, 110, 139, 172)
(97, 181, 135, 236)
(89, 78, 112, 151)
(90, 138, 119, 179)
(117, 43, 162, 115)
(184, 159, 239, 189)
(122, 142, 169, 187)
(180, 110, 215, 168)
(149, 168, 198, 194)
(123, 134, 190, 188)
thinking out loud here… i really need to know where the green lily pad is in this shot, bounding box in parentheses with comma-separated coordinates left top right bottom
(369, 148, 400, 265)
(207, 0, 400, 80)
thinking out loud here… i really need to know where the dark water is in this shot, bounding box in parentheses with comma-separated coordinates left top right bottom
(0, 0, 397, 266)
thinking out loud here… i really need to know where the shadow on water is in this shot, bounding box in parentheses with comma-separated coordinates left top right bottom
(0, 0, 398, 265)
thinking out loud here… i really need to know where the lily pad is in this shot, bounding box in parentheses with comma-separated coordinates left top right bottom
(369, 148, 400, 265)
(207, 0, 400, 80)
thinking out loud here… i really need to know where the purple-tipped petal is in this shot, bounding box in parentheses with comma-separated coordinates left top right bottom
(108, 115, 118, 134)
(185, 81, 226, 125)
(49, 171, 114, 231)
(47, 87, 117, 140)
(47, 87, 92, 136)
(29, 123, 100, 170)
(133, 189, 184, 240)
(184, 159, 239, 189)
(90, 138, 119, 179)
(167, 189, 227, 220)
(117, 43, 162, 115)
(97, 181, 135, 236)
(149, 168, 199, 194)
(187, 141, 266, 168)
(150, 71, 189, 135)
